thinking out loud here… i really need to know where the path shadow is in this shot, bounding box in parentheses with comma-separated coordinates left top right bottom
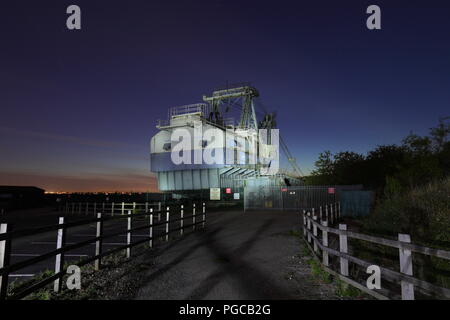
(186, 218, 296, 299)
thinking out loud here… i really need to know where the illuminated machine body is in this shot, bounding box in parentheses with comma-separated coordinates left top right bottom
(150, 85, 303, 196)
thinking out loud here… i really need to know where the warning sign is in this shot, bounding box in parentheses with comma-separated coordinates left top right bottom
(210, 188, 221, 200)
(328, 187, 335, 194)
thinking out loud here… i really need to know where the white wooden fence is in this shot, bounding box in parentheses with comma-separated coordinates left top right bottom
(0, 203, 206, 300)
(302, 205, 450, 300)
(64, 201, 162, 216)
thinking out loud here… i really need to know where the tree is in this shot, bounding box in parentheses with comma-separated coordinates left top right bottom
(306, 151, 335, 185)
(332, 151, 365, 185)
(365, 145, 407, 190)
(429, 117, 450, 152)
(306, 118, 449, 190)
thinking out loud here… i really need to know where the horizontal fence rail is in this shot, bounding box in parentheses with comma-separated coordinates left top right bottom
(302, 205, 450, 300)
(64, 201, 163, 216)
(0, 203, 206, 300)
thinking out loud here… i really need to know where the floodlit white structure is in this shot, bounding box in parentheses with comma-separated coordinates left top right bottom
(150, 85, 303, 196)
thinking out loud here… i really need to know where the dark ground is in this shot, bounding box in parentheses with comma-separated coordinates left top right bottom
(4, 207, 346, 299)
(130, 209, 340, 300)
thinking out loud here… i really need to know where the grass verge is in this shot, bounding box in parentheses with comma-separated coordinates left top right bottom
(7, 244, 153, 300)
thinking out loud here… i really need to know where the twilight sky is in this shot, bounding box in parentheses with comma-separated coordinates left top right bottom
(1, 0, 449, 192)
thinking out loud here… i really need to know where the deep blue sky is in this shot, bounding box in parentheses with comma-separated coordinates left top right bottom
(1, 0, 449, 192)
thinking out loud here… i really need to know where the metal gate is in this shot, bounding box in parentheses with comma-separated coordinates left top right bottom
(244, 185, 363, 211)
(339, 190, 375, 217)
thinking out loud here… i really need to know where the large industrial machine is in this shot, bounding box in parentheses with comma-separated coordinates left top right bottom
(150, 84, 303, 198)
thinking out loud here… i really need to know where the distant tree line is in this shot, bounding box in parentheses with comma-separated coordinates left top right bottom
(305, 117, 450, 194)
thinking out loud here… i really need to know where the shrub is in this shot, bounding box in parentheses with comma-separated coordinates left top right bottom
(363, 176, 450, 245)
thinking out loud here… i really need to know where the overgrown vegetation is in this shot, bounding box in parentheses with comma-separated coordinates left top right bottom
(361, 177, 450, 290)
(305, 117, 450, 244)
(362, 176, 450, 245)
(304, 118, 450, 295)
(8, 269, 55, 300)
(307, 258, 332, 284)
(334, 278, 362, 298)
(300, 238, 365, 298)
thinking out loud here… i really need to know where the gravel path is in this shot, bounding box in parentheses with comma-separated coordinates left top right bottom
(132, 209, 339, 300)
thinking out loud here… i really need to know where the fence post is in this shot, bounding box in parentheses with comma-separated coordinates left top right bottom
(149, 209, 153, 248)
(337, 202, 341, 219)
(302, 210, 306, 238)
(307, 212, 311, 244)
(193, 203, 196, 231)
(85, 202, 88, 215)
(325, 205, 329, 222)
(313, 212, 318, 253)
(339, 224, 349, 276)
(319, 206, 323, 221)
(180, 205, 184, 236)
(158, 202, 161, 212)
(102, 202, 105, 213)
(121, 202, 125, 215)
(322, 221, 329, 266)
(93, 202, 97, 216)
(330, 204, 334, 225)
(71, 203, 74, 214)
(54, 217, 66, 293)
(127, 210, 132, 258)
(111, 202, 115, 216)
(0, 223, 11, 300)
(78, 202, 81, 214)
(165, 207, 170, 242)
(338, 202, 341, 219)
(335, 203, 338, 221)
(94, 213, 103, 270)
(399, 234, 414, 300)
(145, 202, 149, 213)
(202, 202, 206, 228)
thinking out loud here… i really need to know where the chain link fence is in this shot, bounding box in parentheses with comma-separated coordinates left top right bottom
(244, 185, 364, 211)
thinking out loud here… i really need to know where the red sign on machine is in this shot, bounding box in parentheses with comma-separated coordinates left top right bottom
(225, 188, 232, 194)
(328, 187, 335, 194)
(281, 188, 288, 192)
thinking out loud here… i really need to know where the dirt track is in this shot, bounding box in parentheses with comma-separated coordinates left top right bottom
(133, 209, 339, 300)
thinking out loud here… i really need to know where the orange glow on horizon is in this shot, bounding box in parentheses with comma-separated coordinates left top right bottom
(0, 171, 160, 194)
